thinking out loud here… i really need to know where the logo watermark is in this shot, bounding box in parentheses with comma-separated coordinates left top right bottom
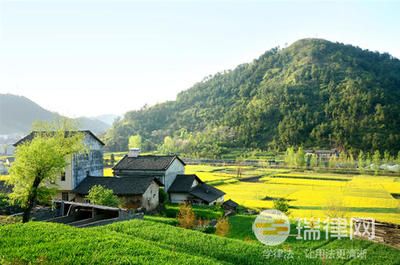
(252, 209, 290, 246)
(253, 212, 375, 246)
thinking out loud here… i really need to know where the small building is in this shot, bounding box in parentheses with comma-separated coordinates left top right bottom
(222, 199, 239, 212)
(168, 174, 225, 205)
(73, 176, 161, 211)
(112, 149, 185, 191)
(14, 130, 104, 201)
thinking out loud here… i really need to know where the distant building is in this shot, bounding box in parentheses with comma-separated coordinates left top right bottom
(305, 149, 339, 160)
(222, 199, 239, 212)
(14, 130, 104, 201)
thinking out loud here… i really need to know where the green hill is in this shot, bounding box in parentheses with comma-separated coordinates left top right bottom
(0, 94, 110, 135)
(105, 39, 400, 155)
(0, 220, 399, 264)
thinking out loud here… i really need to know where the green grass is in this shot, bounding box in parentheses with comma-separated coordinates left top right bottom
(164, 204, 224, 219)
(0, 220, 398, 264)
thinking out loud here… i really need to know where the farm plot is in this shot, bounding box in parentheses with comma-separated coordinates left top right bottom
(184, 165, 400, 224)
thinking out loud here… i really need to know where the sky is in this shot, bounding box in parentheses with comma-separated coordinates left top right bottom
(0, 0, 399, 118)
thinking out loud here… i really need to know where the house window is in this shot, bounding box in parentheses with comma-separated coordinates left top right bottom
(61, 172, 66, 181)
(61, 192, 69, 201)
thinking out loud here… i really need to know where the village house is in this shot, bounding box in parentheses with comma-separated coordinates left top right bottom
(14, 130, 104, 202)
(73, 176, 161, 211)
(112, 148, 185, 191)
(168, 174, 225, 205)
(13, 134, 225, 210)
(113, 149, 225, 205)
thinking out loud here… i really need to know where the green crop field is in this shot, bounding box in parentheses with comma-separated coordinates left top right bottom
(0, 220, 399, 265)
(186, 165, 400, 224)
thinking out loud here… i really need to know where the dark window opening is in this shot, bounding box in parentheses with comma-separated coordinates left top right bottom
(61, 171, 66, 181)
(62, 192, 69, 201)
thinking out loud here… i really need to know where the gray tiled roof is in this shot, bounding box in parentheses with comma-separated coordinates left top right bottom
(14, 130, 105, 146)
(168, 174, 202, 193)
(113, 155, 185, 171)
(223, 199, 239, 208)
(189, 183, 225, 203)
(73, 176, 160, 195)
(169, 174, 225, 203)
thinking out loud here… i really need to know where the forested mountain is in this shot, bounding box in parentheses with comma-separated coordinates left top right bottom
(105, 39, 400, 155)
(0, 94, 110, 135)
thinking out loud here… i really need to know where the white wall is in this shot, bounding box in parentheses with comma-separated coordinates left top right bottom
(164, 159, 185, 191)
(170, 193, 191, 204)
(54, 155, 73, 191)
(142, 181, 160, 211)
(209, 195, 225, 205)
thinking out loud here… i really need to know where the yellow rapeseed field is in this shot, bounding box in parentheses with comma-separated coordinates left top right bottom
(187, 164, 400, 224)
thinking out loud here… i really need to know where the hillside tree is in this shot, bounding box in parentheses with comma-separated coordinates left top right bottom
(128, 134, 142, 149)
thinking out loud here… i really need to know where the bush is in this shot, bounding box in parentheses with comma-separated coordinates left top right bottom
(159, 188, 168, 204)
(86, 185, 120, 207)
(177, 203, 196, 229)
(273, 198, 290, 215)
(215, 218, 230, 236)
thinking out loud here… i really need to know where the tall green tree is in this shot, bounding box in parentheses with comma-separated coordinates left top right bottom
(8, 122, 84, 222)
(358, 150, 365, 173)
(295, 147, 305, 168)
(284, 147, 295, 167)
(372, 150, 381, 175)
(128, 134, 142, 149)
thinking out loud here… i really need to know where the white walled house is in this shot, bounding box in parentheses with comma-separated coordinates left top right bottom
(112, 150, 225, 206)
(14, 130, 104, 201)
(168, 174, 225, 205)
(73, 176, 161, 211)
(112, 151, 185, 191)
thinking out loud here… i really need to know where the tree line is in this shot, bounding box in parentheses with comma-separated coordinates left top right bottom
(104, 39, 400, 156)
(284, 146, 400, 175)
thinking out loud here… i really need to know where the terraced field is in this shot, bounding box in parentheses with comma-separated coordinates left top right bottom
(186, 165, 400, 224)
(0, 220, 399, 264)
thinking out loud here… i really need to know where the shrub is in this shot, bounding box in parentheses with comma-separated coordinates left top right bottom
(273, 198, 290, 215)
(159, 188, 168, 204)
(177, 203, 196, 229)
(86, 185, 120, 207)
(215, 218, 230, 236)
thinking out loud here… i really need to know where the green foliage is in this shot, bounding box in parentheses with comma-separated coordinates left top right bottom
(372, 150, 381, 175)
(158, 188, 168, 204)
(7, 120, 85, 222)
(105, 39, 400, 155)
(165, 204, 223, 219)
(309, 154, 318, 168)
(284, 147, 295, 167)
(295, 147, 305, 168)
(128, 134, 142, 149)
(86, 185, 120, 207)
(358, 150, 365, 173)
(273, 198, 290, 215)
